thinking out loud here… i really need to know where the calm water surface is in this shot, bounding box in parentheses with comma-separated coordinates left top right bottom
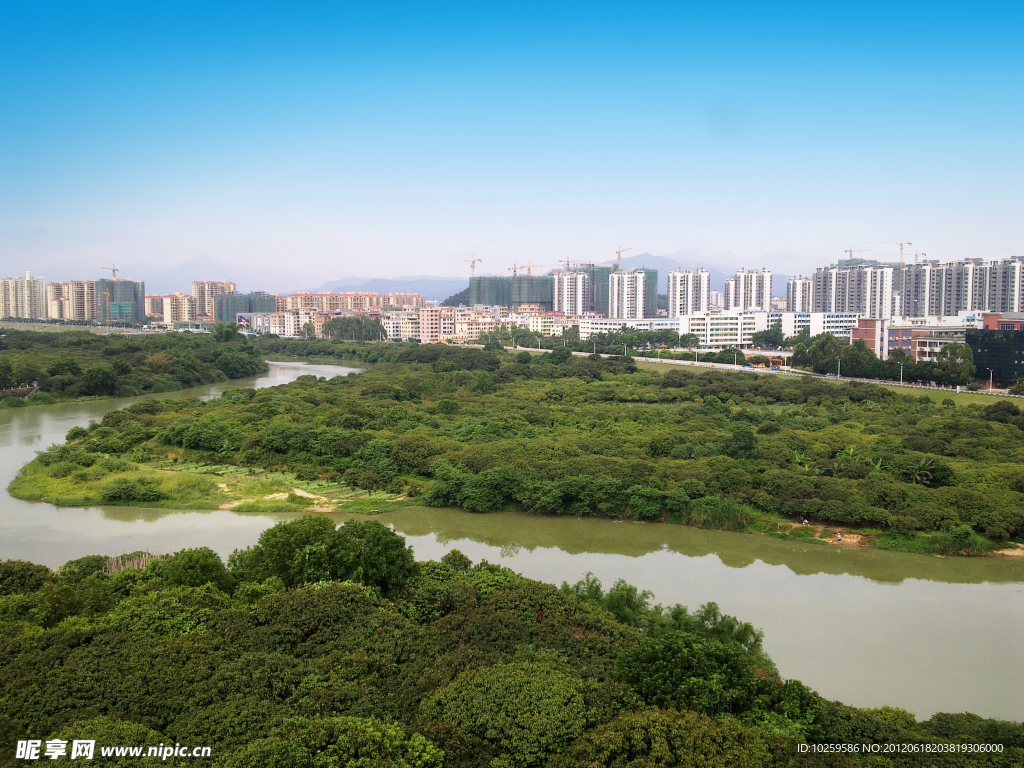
(1, 362, 1021, 720)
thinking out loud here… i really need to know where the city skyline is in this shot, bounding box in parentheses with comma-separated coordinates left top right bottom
(1, 2, 1020, 286)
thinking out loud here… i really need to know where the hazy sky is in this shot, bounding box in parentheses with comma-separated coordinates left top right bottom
(1, 2, 1021, 286)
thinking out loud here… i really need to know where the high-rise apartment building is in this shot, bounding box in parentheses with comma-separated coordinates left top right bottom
(786, 276, 812, 313)
(1, 272, 47, 320)
(724, 269, 772, 311)
(47, 281, 97, 321)
(552, 272, 592, 315)
(96, 279, 146, 324)
(162, 293, 197, 323)
(191, 281, 237, 319)
(666, 269, 710, 318)
(812, 264, 893, 319)
(609, 269, 648, 319)
(145, 295, 164, 319)
(899, 257, 1023, 318)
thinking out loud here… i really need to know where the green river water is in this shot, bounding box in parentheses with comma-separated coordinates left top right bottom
(1, 362, 1021, 721)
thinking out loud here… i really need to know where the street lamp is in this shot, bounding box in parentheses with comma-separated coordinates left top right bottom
(988, 368, 994, 391)
(836, 355, 842, 380)
(899, 361, 904, 385)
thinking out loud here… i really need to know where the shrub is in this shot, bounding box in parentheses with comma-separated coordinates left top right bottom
(100, 477, 168, 504)
(0, 560, 51, 596)
(420, 662, 585, 767)
(162, 547, 233, 593)
(685, 497, 755, 531)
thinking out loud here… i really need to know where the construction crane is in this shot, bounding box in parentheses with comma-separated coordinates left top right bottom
(437, 257, 483, 277)
(844, 248, 872, 261)
(615, 246, 632, 270)
(508, 262, 558, 276)
(859, 239, 912, 312)
(101, 265, 119, 279)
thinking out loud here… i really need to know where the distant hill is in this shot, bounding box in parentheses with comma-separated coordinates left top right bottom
(118, 257, 300, 295)
(315, 276, 469, 301)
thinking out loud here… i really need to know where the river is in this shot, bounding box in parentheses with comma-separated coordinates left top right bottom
(1, 361, 1022, 721)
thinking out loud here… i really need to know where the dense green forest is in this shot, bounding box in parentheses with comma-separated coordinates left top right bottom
(1, 521, 1021, 767)
(0, 326, 267, 405)
(13, 344, 1024, 555)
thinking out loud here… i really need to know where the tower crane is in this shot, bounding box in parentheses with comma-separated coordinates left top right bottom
(101, 265, 119, 279)
(508, 262, 558, 276)
(844, 248, 872, 261)
(437, 257, 483, 277)
(615, 246, 632, 270)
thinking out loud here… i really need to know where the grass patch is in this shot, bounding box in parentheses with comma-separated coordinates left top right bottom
(233, 500, 311, 513)
(875, 528, 999, 556)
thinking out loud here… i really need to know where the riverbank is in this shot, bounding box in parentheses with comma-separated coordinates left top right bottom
(9, 345, 1024, 559)
(12, 451, 1021, 557)
(2, 362, 1022, 721)
(9, 455, 414, 514)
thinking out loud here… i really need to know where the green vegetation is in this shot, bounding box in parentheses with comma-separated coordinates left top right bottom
(11, 343, 1024, 554)
(0, 522, 1020, 767)
(792, 334, 976, 386)
(0, 325, 267, 402)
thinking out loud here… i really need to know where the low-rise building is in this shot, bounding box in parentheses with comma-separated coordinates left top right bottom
(966, 325, 1024, 387)
(853, 313, 983, 361)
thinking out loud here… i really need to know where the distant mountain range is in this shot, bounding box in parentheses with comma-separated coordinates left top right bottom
(314, 276, 470, 301)
(94, 251, 794, 301)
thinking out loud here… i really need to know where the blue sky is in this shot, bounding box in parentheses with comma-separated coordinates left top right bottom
(1, 1, 1021, 288)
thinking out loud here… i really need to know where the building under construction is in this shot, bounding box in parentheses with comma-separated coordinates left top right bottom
(469, 275, 554, 311)
(96, 278, 146, 324)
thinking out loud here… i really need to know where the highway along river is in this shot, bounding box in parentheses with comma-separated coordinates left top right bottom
(1, 361, 1021, 721)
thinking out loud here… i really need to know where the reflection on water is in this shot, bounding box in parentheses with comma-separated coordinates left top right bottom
(0, 362, 1022, 721)
(374, 508, 1024, 722)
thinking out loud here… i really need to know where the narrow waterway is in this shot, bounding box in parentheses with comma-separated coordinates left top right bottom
(1, 362, 1021, 721)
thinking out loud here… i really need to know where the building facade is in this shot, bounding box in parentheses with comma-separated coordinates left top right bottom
(47, 281, 97, 321)
(552, 272, 592, 316)
(609, 269, 648, 319)
(162, 293, 197, 323)
(1, 273, 47, 320)
(666, 270, 710, 318)
(812, 263, 894, 319)
(96, 279, 146, 324)
(213, 292, 277, 323)
(724, 269, 772, 311)
(191, 281, 237, 319)
(966, 327, 1024, 387)
(900, 257, 1024, 318)
(786, 276, 812, 312)
(144, 295, 164, 319)
(468, 275, 554, 311)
